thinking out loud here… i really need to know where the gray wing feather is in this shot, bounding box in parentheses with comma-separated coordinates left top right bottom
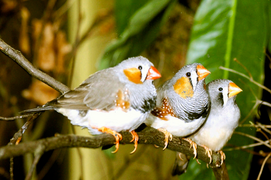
(49, 69, 126, 110)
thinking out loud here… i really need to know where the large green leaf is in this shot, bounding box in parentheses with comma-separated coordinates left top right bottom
(181, 0, 268, 179)
(115, 0, 148, 35)
(98, 0, 175, 69)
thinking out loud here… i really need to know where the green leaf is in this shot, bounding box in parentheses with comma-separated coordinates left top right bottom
(98, 0, 175, 69)
(181, 0, 267, 179)
(267, 3, 271, 52)
(115, 0, 148, 35)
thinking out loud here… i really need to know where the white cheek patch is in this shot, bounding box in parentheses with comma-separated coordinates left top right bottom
(190, 71, 198, 91)
(222, 88, 229, 106)
(141, 67, 148, 82)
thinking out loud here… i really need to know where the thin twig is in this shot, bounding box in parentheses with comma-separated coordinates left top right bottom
(37, 149, 63, 179)
(233, 58, 253, 78)
(8, 114, 39, 179)
(224, 140, 271, 151)
(239, 81, 260, 124)
(239, 123, 271, 129)
(257, 153, 271, 180)
(240, 100, 259, 124)
(25, 145, 45, 180)
(234, 132, 271, 149)
(256, 122, 271, 135)
(9, 113, 40, 145)
(0, 38, 69, 94)
(219, 66, 271, 94)
(0, 114, 34, 121)
(259, 100, 271, 108)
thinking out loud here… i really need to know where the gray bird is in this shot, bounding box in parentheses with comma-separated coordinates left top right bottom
(21, 56, 161, 153)
(172, 79, 242, 176)
(145, 63, 210, 154)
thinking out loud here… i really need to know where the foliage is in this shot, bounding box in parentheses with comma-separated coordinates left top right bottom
(98, 0, 176, 69)
(182, 0, 269, 179)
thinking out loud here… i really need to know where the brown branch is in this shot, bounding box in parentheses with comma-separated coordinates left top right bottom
(257, 152, 271, 180)
(212, 163, 229, 180)
(0, 114, 34, 121)
(8, 114, 40, 146)
(26, 146, 44, 180)
(8, 113, 40, 180)
(0, 127, 226, 178)
(0, 38, 69, 94)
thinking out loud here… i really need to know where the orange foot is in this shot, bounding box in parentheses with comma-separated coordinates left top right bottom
(97, 127, 122, 153)
(201, 145, 212, 164)
(218, 150, 226, 166)
(158, 128, 173, 150)
(129, 130, 139, 154)
(183, 138, 197, 159)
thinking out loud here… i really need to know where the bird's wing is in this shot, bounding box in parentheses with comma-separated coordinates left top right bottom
(49, 69, 127, 111)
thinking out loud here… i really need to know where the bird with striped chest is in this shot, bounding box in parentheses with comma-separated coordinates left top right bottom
(21, 56, 161, 153)
(145, 63, 211, 153)
(172, 79, 242, 175)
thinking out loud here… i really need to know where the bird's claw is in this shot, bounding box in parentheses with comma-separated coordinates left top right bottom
(201, 145, 212, 164)
(183, 138, 197, 159)
(158, 129, 173, 150)
(218, 150, 226, 166)
(97, 127, 122, 153)
(129, 130, 139, 154)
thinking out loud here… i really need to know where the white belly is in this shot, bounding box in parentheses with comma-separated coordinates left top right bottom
(146, 114, 206, 137)
(57, 108, 145, 135)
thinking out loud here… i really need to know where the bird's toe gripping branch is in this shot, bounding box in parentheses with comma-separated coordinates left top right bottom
(218, 150, 226, 166)
(183, 138, 197, 159)
(158, 128, 173, 150)
(97, 127, 123, 153)
(129, 130, 139, 154)
(201, 145, 213, 164)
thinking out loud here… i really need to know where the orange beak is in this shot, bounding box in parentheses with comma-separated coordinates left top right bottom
(197, 64, 211, 81)
(146, 66, 161, 80)
(229, 82, 242, 98)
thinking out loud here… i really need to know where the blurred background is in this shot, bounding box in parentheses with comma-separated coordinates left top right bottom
(0, 0, 270, 179)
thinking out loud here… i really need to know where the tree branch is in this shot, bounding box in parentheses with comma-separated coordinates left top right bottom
(0, 128, 225, 170)
(0, 38, 70, 94)
(212, 163, 229, 180)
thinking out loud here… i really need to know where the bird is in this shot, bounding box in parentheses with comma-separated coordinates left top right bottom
(21, 56, 161, 154)
(145, 63, 211, 154)
(172, 79, 242, 176)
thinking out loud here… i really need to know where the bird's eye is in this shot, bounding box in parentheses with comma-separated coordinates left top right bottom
(138, 65, 142, 70)
(218, 87, 223, 91)
(186, 72, 191, 77)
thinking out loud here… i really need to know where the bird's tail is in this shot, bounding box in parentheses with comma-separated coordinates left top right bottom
(171, 152, 190, 176)
(20, 106, 55, 114)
